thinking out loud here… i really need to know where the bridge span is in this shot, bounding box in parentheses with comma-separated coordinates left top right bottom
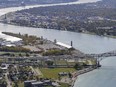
(86, 50, 116, 61)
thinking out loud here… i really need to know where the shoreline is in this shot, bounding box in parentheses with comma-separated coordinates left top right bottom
(71, 66, 99, 87)
(0, 30, 22, 42)
(0, 0, 101, 15)
(1, 22, 116, 39)
(1, 31, 99, 86)
(0, 0, 79, 9)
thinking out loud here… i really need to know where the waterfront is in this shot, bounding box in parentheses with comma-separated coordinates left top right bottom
(0, 32, 21, 42)
(74, 57, 116, 87)
(0, 0, 116, 87)
(0, 23, 116, 54)
(0, 17, 116, 87)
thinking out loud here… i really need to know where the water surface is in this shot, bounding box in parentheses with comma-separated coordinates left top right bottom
(0, 0, 116, 87)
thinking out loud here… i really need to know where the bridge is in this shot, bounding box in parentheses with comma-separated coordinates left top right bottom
(86, 50, 116, 62)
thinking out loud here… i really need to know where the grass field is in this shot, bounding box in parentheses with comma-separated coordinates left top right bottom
(40, 68, 76, 79)
(12, 82, 24, 87)
(12, 68, 75, 87)
(15, 82, 70, 87)
(59, 82, 70, 87)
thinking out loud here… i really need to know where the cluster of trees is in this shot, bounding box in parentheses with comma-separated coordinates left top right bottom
(0, 52, 30, 57)
(18, 66, 33, 80)
(98, 0, 116, 8)
(74, 63, 89, 70)
(45, 61, 54, 66)
(7, 0, 116, 36)
(42, 49, 70, 56)
(0, 46, 30, 52)
(19, 5, 116, 20)
(8, 65, 34, 83)
(2, 32, 40, 45)
(1, 0, 116, 36)
(22, 34, 40, 45)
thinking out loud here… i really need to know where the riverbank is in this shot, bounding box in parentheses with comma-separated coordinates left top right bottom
(0, 0, 101, 16)
(0, 0, 78, 9)
(71, 66, 98, 87)
(1, 21, 116, 39)
(0, 0, 115, 38)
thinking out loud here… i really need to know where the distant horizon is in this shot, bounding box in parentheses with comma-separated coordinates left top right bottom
(0, 0, 101, 16)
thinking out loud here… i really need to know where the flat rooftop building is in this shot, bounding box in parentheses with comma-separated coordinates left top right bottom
(56, 42, 72, 49)
(24, 80, 36, 87)
(31, 81, 44, 87)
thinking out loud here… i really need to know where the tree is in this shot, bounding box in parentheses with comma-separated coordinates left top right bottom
(26, 53, 30, 57)
(19, 53, 22, 57)
(74, 63, 82, 70)
(14, 81, 18, 87)
(45, 61, 54, 66)
(68, 72, 72, 78)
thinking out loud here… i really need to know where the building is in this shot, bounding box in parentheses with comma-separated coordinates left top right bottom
(56, 42, 73, 49)
(31, 81, 44, 87)
(24, 80, 36, 87)
(0, 64, 8, 73)
(24, 80, 52, 87)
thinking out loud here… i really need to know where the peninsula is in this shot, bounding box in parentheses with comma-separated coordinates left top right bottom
(0, 32, 97, 87)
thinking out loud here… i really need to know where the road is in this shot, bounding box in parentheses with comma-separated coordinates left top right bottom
(5, 72, 12, 87)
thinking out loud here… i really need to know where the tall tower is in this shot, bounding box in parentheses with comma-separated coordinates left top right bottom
(71, 41, 73, 47)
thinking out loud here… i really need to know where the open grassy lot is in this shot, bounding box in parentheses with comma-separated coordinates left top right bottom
(55, 60, 67, 65)
(14, 82, 69, 87)
(40, 68, 76, 79)
(59, 82, 70, 87)
(12, 82, 24, 87)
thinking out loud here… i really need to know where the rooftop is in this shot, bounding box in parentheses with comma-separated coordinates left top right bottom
(31, 81, 44, 85)
(56, 42, 72, 49)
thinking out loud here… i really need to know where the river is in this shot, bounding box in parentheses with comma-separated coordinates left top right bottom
(0, 0, 116, 87)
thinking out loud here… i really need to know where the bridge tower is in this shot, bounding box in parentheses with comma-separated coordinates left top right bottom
(97, 61, 101, 67)
(96, 57, 102, 68)
(3, 14, 7, 23)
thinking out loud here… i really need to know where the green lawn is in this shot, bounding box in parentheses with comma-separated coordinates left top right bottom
(11, 68, 75, 87)
(56, 60, 67, 65)
(0, 52, 28, 56)
(13, 82, 70, 87)
(40, 68, 76, 79)
(12, 82, 24, 87)
(18, 82, 24, 87)
(59, 83, 70, 87)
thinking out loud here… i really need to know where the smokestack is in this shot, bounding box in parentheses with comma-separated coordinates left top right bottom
(71, 41, 73, 47)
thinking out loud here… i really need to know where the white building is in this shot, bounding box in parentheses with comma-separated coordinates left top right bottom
(56, 42, 72, 49)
